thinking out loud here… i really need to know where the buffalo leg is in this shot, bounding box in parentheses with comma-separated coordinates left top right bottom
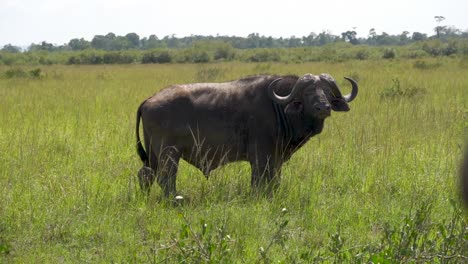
(250, 156, 281, 193)
(138, 150, 158, 193)
(156, 146, 181, 197)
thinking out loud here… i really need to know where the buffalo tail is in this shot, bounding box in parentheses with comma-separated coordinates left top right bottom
(136, 102, 148, 164)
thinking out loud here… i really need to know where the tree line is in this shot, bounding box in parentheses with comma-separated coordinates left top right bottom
(2, 25, 468, 53)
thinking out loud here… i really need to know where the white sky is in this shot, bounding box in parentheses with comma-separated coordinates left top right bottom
(1, 0, 467, 47)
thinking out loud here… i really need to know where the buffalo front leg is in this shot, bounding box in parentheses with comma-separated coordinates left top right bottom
(156, 146, 181, 197)
(249, 156, 282, 194)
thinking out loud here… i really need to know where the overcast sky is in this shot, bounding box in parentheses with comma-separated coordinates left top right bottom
(1, 0, 467, 47)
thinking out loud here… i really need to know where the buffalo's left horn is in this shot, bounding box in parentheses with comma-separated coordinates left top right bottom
(343, 77, 358, 102)
(268, 77, 309, 105)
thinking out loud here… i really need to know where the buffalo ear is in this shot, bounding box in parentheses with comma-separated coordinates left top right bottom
(285, 101, 303, 114)
(330, 98, 350, 112)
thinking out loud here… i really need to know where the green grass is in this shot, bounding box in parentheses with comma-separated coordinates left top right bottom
(0, 58, 466, 262)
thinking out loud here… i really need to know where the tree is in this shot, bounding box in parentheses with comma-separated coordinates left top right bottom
(412, 32, 427, 41)
(1, 44, 21, 53)
(434, 16, 446, 39)
(68, 38, 91, 50)
(288, 35, 302, 47)
(317, 31, 335, 46)
(399, 31, 410, 45)
(341, 30, 359, 45)
(105, 32, 116, 40)
(367, 28, 377, 45)
(111, 36, 131, 50)
(165, 34, 181, 48)
(247, 33, 260, 48)
(125, 33, 140, 48)
(302, 32, 317, 46)
(29, 41, 55, 52)
(91, 35, 112, 50)
(439, 26, 461, 38)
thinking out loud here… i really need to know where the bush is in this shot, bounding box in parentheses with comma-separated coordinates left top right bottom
(422, 40, 459, 57)
(413, 60, 442, 70)
(4, 68, 27, 78)
(247, 49, 281, 62)
(82, 52, 104, 64)
(102, 52, 135, 64)
(29, 68, 44, 78)
(214, 43, 236, 61)
(406, 50, 427, 59)
(174, 47, 212, 63)
(190, 49, 211, 63)
(355, 49, 370, 60)
(195, 67, 225, 82)
(380, 78, 426, 99)
(142, 50, 172, 64)
(382, 48, 396, 59)
(3, 68, 44, 79)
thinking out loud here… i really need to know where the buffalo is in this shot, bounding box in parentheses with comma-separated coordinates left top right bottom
(136, 73, 358, 196)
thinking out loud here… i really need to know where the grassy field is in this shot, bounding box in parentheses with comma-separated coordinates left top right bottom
(0, 59, 466, 262)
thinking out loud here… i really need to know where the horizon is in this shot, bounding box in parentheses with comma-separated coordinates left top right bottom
(1, 0, 467, 47)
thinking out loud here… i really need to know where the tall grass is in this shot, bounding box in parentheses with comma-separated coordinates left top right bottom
(0, 58, 466, 262)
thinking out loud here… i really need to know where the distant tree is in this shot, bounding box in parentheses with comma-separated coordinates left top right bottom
(1, 44, 21, 53)
(125, 33, 140, 48)
(434, 16, 446, 39)
(341, 30, 359, 45)
(105, 32, 116, 40)
(412, 32, 427, 41)
(461, 29, 468, 38)
(165, 34, 181, 48)
(399, 31, 410, 45)
(439, 26, 461, 38)
(29, 41, 55, 52)
(317, 31, 335, 46)
(142, 35, 165, 49)
(68, 38, 91, 50)
(91, 35, 112, 50)
(288, 35, 302, 47)
(375, 32, 399, 45)
(261, 36, 275, 48)
(302, 32, 317, 46)
(247, 33, 260, 48)
(111, 36, 131, 50)
(367, 28, 377, 45)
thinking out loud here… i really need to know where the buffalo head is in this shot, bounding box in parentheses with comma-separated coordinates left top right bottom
(268, 73, 358, 119)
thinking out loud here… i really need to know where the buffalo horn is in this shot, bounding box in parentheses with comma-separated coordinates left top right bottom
(343, 77, 358, 102)
(325, 76, 359, 103)
(268, 78, 305, 105)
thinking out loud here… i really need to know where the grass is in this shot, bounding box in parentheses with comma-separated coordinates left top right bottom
(0, 58, 466, 262)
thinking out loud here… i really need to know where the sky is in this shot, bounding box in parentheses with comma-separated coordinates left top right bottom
(1, 0, 467, 47)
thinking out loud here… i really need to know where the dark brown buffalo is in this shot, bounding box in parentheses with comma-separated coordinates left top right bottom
(136, 73, 358, 196)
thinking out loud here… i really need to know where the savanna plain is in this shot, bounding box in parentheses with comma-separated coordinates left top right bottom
(0, 58, 466, 262)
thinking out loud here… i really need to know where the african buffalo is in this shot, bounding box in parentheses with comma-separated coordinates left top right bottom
(136, 73, 358, 196)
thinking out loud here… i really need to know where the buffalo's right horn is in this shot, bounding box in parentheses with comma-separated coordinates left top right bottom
(343, 77, 358, 102)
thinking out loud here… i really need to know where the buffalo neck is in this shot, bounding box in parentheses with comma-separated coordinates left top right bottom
(280, 109, 325, 158)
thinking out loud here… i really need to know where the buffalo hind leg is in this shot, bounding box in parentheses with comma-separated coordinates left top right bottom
(138, 150, 158, 193)
(156, 146, 181, 197)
